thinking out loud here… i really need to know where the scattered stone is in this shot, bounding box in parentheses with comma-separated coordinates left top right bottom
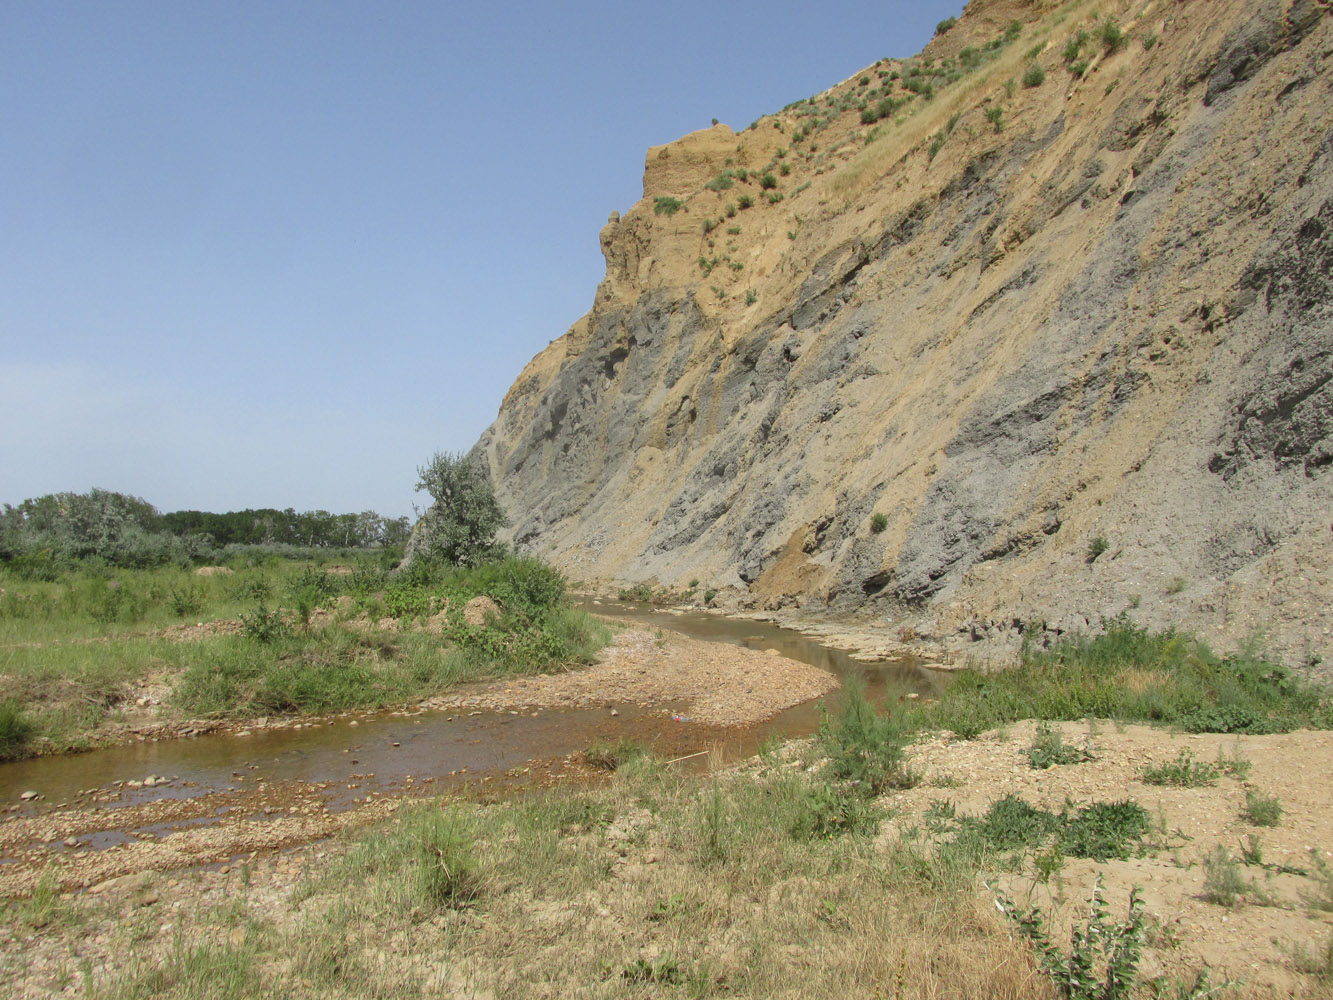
(20, 790, 39, 801)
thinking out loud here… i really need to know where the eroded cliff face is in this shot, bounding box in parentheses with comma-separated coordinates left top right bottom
(473, 0, 1333, 665)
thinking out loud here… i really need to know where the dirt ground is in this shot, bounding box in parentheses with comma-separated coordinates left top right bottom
(426, 622, 839, 726)
(5, 722, 1333, 997)
(884, 720, 1333, 993)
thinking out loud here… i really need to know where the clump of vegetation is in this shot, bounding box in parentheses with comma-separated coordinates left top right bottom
(905, 616, 1333, 739)
(1086, 536, 1110, 563)
(818, 683, 917, 795)
(1141, 749, 1219, 787)
(411, 452, 507, 568)
(870, 512, 888, 534)
(1099, 18, 1128, 55)
(0, 700, 35, 760)
(1242, 790, 1283, 827)
(1022, 722, 1096, 769)
(582, 738, 646, 772)
(995, 878, 1147, 1000)
(984, 105, 1004, 133)
(1023, 63, 1046, 88)
(736, 194, 754, 210)
(652, 196, 684, 215)
(935, 16, 957, 36)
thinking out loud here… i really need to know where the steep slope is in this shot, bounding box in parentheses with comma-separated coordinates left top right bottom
(473, 0, 1333, 666)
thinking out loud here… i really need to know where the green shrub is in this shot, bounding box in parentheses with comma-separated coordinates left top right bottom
(1070, 59, 1090, 78)
(737, 194, 754, 210)
(996, 878, 1147, 1000)
(1203, 845, 1248, 906)
(1023, 63, 1046, 88)
(1099, 18, 1128, 54)
(985, 106, 1004, 133)
(1242, 790, 1283, 827)
(653, 196, 684, 216)
(239, 601, 290, 644)
(791, 782, 882, 840)
(581, 738, 646, 771)
(976, 795, 1062, 851)
(870, 513, 888, 534)
(0, 700, 35, 760)
(704, 170, 735, 192)
(412, 451, 507, 568)
(819, 683, 917, 794)
(1063, 31, 1089, 63)
(935, 16, 957, 36)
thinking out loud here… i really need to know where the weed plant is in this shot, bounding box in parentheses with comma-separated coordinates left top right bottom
(1022, 723, 1096, 769)
(907, 616, 1333, 739)
(1141, 750, 1219, 787)
(995, 877, 1145, 1000)
(1242, 790, 1283, 827)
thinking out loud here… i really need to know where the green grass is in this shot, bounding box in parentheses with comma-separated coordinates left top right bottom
(0, 554, 609, 751)
(906, 616, 1333, 739)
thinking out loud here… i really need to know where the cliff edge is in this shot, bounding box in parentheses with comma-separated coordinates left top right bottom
(472, 0, 1333, 666)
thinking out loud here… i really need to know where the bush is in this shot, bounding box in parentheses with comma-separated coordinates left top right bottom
(1086, 536, 1109, 563)
(1023, 63, 1046, 88)
(759, 173, 777, 190)
(410, 452, 507, 568)
(1099, 18, 1128, 54)
(870, 513, 888, 534)
(653, 196, 684, 216)
(935, 16, 956, 36)
(737, 194, 754, 210)
(1061, 800, 1151, 860)
(819, 684, 917, 794)
(1242, 790, 1283, 827)
(996, 878, 1147, 1000)
(0, 700, 35, 760)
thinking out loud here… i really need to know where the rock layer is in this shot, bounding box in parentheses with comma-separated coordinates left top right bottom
(471, 0, 1333, 665)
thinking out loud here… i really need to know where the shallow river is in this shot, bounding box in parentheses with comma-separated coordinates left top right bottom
(0, 604, 941, 829)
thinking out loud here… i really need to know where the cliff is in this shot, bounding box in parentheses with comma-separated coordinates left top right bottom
(471, 0, 1333, 666)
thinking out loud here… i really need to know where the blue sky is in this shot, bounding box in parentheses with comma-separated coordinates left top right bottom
(1, 1, 959, 517)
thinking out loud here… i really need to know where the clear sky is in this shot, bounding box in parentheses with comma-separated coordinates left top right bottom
(1, 1, 959, 518)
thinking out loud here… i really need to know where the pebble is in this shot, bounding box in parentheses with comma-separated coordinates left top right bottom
(20, 790, 39, 801)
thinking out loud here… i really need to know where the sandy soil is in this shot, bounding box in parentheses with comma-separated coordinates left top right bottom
(5, 722, 1333, 997)
(425, 622, 839, 726)
(881, 719, 1333, 993)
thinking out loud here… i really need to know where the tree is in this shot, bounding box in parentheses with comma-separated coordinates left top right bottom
(410, 452, 507, 566)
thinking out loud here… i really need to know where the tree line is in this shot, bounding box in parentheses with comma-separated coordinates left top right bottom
(0, 488, 411, 570)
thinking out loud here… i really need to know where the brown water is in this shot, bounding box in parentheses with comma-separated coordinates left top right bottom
(0, 605, 940, 835)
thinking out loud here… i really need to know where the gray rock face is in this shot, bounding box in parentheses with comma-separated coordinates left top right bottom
(471, 0, 1333, 665)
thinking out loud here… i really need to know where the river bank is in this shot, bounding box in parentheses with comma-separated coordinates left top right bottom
(7, 721, 1333, 998)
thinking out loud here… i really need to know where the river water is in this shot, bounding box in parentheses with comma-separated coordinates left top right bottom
(0, 604, 940, 824)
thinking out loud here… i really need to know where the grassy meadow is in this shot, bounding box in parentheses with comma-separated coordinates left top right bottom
(0, 553, 608, 758)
